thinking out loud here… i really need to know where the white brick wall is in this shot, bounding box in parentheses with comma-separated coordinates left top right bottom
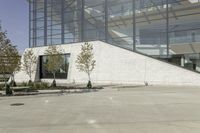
(14, 41, 200, 86)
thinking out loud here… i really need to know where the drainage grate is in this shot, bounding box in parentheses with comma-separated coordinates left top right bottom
(10, 103, 24, 106)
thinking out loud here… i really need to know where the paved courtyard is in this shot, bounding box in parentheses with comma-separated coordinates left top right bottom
(1, 85, 200, 133)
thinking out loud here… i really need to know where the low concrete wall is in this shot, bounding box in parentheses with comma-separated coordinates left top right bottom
(15, 41, 200, 86)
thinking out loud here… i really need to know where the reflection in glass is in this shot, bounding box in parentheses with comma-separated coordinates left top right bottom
(30, 0, 200, 57)
(40, 54, 70, 79)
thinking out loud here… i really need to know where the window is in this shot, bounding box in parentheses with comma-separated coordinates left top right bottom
(40, 54, 70, 79)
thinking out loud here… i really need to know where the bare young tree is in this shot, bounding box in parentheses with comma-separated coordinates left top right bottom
(22, 49, 37, 82)
(0, 31, 21, 86)
(45, 45, 63, 87)
(76, 42, 96, 88)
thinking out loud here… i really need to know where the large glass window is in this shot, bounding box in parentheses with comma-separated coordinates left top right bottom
(30, 0, 82, 47)
(29, 0, 200, 58)
(40, 54, 70, 79)
(169, 0, 200, 55)
(84, 0, 106, 41)
(107, 0, 133, 50)
(63, 0, 82, 44)
(135, 0, 167, 56)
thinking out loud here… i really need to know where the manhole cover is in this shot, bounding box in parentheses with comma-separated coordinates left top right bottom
(10, 103, 24, 106)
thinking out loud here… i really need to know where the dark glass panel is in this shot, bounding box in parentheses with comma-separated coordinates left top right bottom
(40, 54, 70, 79)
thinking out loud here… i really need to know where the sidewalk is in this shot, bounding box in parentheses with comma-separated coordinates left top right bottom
(0, 90, 61, 96)
(0, 88, 99, 96)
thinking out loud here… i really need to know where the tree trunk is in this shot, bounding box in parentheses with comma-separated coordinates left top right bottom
(3, 73, 6, 87)
(52, 72, 56, 87)
(87, 72, 92, 89)
(30, 75, 32, 82)
(13, 73, 15, 82)
(53, 72, 56, 81)
(10, 74, 14, 86)
(29, 70, 32, 82)
(11, 73, 16, 87)
(3, 64, 6, 86)
(88, 73, 91, 81)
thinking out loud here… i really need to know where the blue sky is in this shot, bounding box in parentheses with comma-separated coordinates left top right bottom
(0, 0, 29, 53)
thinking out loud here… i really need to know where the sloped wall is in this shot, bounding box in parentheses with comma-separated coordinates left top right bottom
(15, 41, 200, 86)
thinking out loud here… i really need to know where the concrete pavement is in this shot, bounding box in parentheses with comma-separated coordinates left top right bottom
(1, 85, 200, 133)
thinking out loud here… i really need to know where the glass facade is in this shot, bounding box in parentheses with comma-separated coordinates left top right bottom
(30, 0, 200, 58)
(40, 54, 70, 79)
